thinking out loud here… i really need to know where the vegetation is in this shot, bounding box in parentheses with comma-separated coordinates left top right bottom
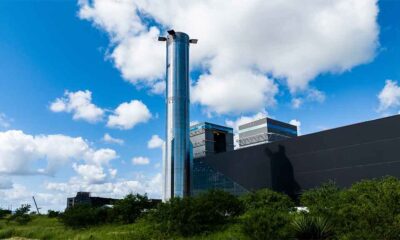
(8, 204, 31, 225)
(47, 210, 61, 218)
(0, 208, 11, 219)
(149, 189, 243, 237)
(292, 213, 333, 240)
(111, 193, 152, 224)
(1, 177, 400, 239)
(60, 204, 109, 228)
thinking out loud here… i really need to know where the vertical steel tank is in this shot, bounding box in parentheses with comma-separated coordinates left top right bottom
(159, 30, 197, 200)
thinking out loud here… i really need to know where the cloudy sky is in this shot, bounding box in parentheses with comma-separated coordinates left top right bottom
(0, 0, 399, 211)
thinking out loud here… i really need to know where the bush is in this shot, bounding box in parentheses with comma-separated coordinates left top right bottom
(335, 177, 400, 239)
(9, 204, 31, 225)
(150, 190, 243, 237)
(300, 177, 400, 239)
(195, 189, 244, 220)
(47, 210, 61, 218)
(0, 208, 11, 219)
(240, 189, 295, 212)
(239, 189, 294, 239)
(60, 205, 109, 228)
(292, 213, 333, 240)
(242, 207, 292, 240)
(111, 193, 153, 224)
(300, 181, 340, 219)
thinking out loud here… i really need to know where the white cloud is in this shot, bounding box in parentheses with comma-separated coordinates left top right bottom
(78, 0, 379, 114)
(78, 0, 164, 87)
(147, 135, 164, 149)
(289, 119, 301, 135)
(78, 0, 144, 41)
(50, 90, 104, 123)
(132, 156, 150, 165)
(107, 100, 152, 130)
(112, 27, 165, 84)
(46, 173, 162, 200)
(102, 133, 124, 145)
(109, 168, 117, 178)
(0, 130, 118, 175)
(0, 113, 11, 129)
(86, 148, 118, 166)
(73, 163, 107, 184)
(150, 81, 166, 95)
(291, 89, 326, 109)
(0, 184, 74, 212)
(291, 98, 303, 109)
(192, 71, 278, 114)
(378, 80, 400, 112)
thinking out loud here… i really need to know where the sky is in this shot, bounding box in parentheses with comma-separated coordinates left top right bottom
(0, 0, 399, 211)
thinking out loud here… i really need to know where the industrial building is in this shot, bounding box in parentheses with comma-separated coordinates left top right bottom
(190, 122, 234, 159)
(238, 117, 298, 148)
(67, 192, 117, 209)
(66, 192, 162, 209)
(191, 115, 400, 197)
(158, 31, 400, 200)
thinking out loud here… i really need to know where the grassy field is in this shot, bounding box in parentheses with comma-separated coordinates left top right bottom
(0, 215, 247, 240)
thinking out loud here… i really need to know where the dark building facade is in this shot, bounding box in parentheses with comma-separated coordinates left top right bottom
(66, 192, 117, 209)
(190, 122, 234, 159)
(192, 115, 400, 197)
(238, 117, 298, 148)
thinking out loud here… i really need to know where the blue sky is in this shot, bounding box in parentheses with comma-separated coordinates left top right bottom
(0, 0, 399, 210)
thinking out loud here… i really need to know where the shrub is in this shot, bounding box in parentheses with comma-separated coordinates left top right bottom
(111, 193, 153, 224)
(47, 210, 61, 218)
(195, 189, 244, 220)
(300, 181, 340, 219)
(292, 213, 333, 240)
(242, 207, 292, 240)
(150, 190, 243, 237)
(240, 189, 295, 212)
(9, 204, 31, 225)
(0, 208, 11, 219)
(335, 177, 400, 239)
(300, 177, 400, 239)
(60, 205, 109, 228)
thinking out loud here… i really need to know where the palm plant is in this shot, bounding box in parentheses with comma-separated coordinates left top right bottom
(292, 213, 333, 240)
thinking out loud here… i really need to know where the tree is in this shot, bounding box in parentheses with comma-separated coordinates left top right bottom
(47, 210, 61, 218)
(300, 181, 340, 219)
(111, 193, 152, 224)
(239, 189, 294, 239)
(150, 190, 243, 237)
(335, 177, 400, 239)
(60, 205, 109, 228)
(300, 177, 400, 239)
(240, 189, 295, 212)
(242, 207, 292, 240)
(9, 204, 31, 225)
(0, 208, 11, 219)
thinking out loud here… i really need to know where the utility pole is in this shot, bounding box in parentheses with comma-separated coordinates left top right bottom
(32, 196, 40, 214)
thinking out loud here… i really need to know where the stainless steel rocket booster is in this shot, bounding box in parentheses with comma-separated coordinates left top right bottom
(159, 30, 197, 200)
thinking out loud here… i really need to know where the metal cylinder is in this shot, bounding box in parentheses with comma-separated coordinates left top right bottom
(163, 31, 192, 200)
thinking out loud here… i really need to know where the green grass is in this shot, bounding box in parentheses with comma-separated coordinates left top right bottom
(0, 216, 248, 240)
